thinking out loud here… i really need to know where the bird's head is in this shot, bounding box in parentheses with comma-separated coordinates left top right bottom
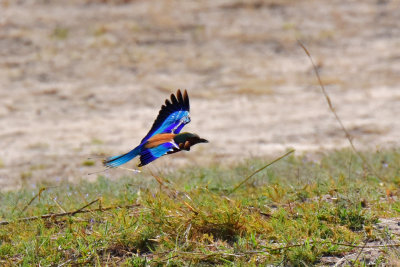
(174, 132, 208, 151)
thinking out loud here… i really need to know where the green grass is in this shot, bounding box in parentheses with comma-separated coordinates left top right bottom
(1, 149, 400, 265)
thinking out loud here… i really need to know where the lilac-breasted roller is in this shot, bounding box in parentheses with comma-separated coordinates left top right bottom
(103, 90, 208, 168)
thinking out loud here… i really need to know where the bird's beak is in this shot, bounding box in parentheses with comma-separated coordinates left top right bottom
(199, 138, 208, 143)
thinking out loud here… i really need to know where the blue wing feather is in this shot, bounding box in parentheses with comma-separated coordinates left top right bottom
(139, 142, 176, 166)
(174, 119, 187, 134)
(154, 110, 190, 135)
(140, 90, 190, 144)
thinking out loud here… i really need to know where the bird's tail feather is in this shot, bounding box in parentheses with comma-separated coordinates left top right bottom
(103, 146, 141, 168)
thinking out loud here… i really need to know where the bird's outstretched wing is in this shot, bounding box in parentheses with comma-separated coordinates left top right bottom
(140, 89, 190, 144)
(138, 142, 178, 166)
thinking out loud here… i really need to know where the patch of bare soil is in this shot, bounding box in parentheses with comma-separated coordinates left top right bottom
(0, 0, 399, 190)
(320, 218, 400, 266)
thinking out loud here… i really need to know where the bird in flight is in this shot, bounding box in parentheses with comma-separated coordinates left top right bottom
(103, 89, 208, 169)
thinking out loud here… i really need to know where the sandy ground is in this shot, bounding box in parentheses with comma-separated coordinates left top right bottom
(0, 0, 399, 190)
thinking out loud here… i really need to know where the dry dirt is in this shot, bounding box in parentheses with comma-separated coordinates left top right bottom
(0, 0, 400, 190)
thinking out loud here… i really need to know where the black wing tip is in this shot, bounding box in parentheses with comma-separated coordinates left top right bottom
(183, 89, 189, 111)
(140, 89, 190, 143)
(175, 89, 190, 111)
(170, 93, 178, 105)
(176, 90, 184, 104)
(164, 89, 190, 111)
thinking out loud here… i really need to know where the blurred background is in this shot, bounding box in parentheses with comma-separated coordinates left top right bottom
(0, 0, 399, 190)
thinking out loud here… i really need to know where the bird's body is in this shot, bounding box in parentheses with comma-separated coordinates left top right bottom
(103, 90, 207, 168)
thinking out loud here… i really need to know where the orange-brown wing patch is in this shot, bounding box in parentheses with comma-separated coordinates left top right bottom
(145, 133, 175, 148)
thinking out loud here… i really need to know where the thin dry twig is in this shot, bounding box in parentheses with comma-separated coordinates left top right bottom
(148, 171, 201, 216)
(155, 240, 400, 262)
(266, 241, 400, 251)
(19, 187, 50, 215)
(0, 199, 140, 226)
(352, 240, 368, 266)
(229, 149, 295, 194)
(53, 196, 67, 213)
(298, 40, 381, 180)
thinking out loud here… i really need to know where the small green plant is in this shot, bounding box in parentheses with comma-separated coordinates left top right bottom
(82, 160, 95, 166)
(334, 203, 375, 231)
